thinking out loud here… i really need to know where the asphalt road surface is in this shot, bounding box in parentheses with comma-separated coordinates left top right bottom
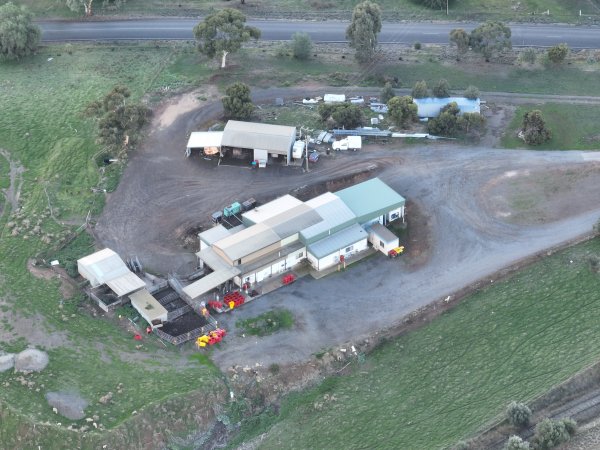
(39, 19, 600, 48)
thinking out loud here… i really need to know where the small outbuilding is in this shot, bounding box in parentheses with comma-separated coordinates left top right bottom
(185, 131, 223, 157)
(367, 222, 399, 255)
(129, 289, 168, 326)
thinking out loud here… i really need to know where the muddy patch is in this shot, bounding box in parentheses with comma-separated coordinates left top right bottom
(0, 148, 24, 217)
(290, 165, 382, 201)
(156, 86, 220, 130)
(481, 163, 600, 224)
(27, 259, 77, 300)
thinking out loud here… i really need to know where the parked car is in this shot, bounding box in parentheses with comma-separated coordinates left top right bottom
(308, 152, 319, 163)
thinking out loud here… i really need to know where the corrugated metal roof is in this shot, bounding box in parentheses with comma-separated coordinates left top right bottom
(197, 248, 241, 275)
(307, 224, 368, 259)
(301, 193, 357, 244)
(263, 204, 322, 239)
(242, 195, 303, 225)
(106, 272, 146, 297)
(129, 289, 168, 323)
(182, 269, 238, 300)
(213, 222, 280, 262)
(186, 131, 223, 149)
(368, 222, 399, 245)
(198, 224, 245, 247)
(222, 120, 295, 155)
(77, 248, 130, 286)
(413, 97, 480, 118)
(334, 178, 405, 224)
(238, 242, 305, 274)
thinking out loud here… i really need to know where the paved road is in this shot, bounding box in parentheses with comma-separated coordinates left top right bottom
(39, 19, 600, 48)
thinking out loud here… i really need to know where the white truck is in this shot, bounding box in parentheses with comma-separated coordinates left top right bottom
(332, 136, 362, 151)
(323, 94, 346, 103)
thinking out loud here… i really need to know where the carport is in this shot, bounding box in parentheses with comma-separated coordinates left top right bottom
(185, 131, 223, 157)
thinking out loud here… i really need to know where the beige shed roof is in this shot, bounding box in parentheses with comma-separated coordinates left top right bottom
(77, 248, 129, 286)
(106, 272, 146, 297)
(182, 268, 239, 300)
(222, 121, 296, 155)
(186, 131, 223, 149)
(213, 222, 280, 262)
(129, 289, 168, 324)
(242, 195, 303, 225)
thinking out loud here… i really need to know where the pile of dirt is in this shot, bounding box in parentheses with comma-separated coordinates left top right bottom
(45, 391, 88, 420)
(0, 353, 15, 372)
(14, 348, 49, 372)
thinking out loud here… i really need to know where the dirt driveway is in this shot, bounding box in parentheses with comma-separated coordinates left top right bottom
(95, 89, 600, 370)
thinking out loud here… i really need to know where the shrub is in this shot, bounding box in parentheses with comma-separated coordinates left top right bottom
(414, 41, 422, 50)
(318, 103, 364, 128)
(411, 80, 428, 99)
(547, 43, 569, 65)
(521, 110, 551, 146)
(507, 401, 532, 427)
(291, 32, 312, 60)
(388, 95, 418, 128)
(530, 418, 576, 450)
(222, 82, 254, 120)
(506, 435, 530, 450)
(380, 82, 396, 104)
(519, 48, 537, 64)
(432, 78, 451, 98)
(463, 85, 480, 100)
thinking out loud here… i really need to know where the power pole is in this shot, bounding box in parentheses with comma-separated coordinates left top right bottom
(446, 0, 449, 15)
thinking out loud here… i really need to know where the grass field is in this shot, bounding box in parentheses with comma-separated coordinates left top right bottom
(501, 104, 600, 150)
(236, 309, 294, 337)
(0, 43, 222, 449)
(228, 238, 600, 449)
(13, 0, 600, 22)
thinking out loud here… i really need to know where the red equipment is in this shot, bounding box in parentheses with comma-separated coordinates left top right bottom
(224, 291, 245, 308)
(282, 274, 296, 285)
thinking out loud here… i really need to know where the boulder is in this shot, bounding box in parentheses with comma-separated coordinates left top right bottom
(45, 391, 88, 420)
(14, 348, 49, 372)
(0, 353, 15, 373)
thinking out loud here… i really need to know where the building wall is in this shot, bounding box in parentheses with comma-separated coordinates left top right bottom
(387, 206, 404, 223)
(308, 238, 368, 271)
(280, 233, 299, 246)
(237, 247, 306, 287)
(368, 232, 399, 255)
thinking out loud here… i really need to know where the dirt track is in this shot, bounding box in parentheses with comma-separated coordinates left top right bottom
(95, 88, 600, 370)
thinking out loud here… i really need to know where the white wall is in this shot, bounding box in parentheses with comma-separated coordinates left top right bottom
(281, 233, 299, 246)
(309, 238, 368, 271)
(369, 232, 399, 255)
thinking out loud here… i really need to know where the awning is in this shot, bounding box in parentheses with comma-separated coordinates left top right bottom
(129, 289, 168, 324)
(106, 271, 146, 297)
(182, 269, 239, 300)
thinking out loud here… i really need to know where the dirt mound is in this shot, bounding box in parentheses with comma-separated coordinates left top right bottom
(45, 391, 88, 420)
(14, 348, 49, 372)
(0, 353, 15, 372)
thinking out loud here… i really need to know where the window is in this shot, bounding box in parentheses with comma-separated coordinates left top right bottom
(380, 240, 384, 248)
(345, 245, 353, 253)
(297, 251, 304, 258)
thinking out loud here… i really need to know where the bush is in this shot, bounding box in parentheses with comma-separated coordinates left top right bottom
(222, 82, 254, 120)
(414, 41, 422, 50)
(317, 103, 364, 128)
(291, 32, 312, 60)
(388, 95, 418, 128)
(547, 43, 569, 65)
(506, 435, 530, 450)
(432, 78, 450, 98)
(463, 85, 480, 100)
(521, 110, 551, 145)
(507, 401, 532, 427)
(530, 418, 576, 450)
(411, 80, 428, 99)
(519, 48, 537, 64)
(380, 82, 396, 104)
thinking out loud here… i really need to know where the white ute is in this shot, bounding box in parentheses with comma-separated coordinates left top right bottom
(332, 136, 362, 151)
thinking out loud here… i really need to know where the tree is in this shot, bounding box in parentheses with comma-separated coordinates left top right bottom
(506, 401, 532, 427)
(427, 102, 460, 136)
(380, 82, 395, 104)
(222, 82, 254, 120)
(519, 48, 537, 65)
(547, 43, 569, 64)
(388, 96, 418, 128)
(346, 1, 382, 63)
(530, 418, 575, 450)
(522, 110, 551, 145)
(193, 9, 261, 69)
(432, 78, 451, 98)
(66, 0, 94, 16)
(411, 80, 429, 99)
(318, 103, 364, 128)
(449, 28, 469, 60)
(457, 112, 486, 137)
(291, 32, 312, 60)
(416, 0, 447, 9)
(463, 85, 480, 100)
(469, 21, 511, 61)
(0, 2, 40, 61)
(506, 435, 530, 450)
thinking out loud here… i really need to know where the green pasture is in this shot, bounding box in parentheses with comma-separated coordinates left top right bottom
(231, 238, 600, 449)
(501, 104, 600, 150)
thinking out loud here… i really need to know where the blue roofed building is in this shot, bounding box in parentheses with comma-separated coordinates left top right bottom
(413, 97, 481, 118)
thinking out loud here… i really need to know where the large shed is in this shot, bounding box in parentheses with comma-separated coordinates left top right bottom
(334, 177, 405, 226)
(221, 121, 296, 164)
(301, 192, 357, 244)
(413, 97, 481, 118)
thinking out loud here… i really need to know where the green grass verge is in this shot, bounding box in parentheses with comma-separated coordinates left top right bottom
(230, 238, 600, 449)
(0, 42, 222, 448)
(13, 0, 599, 22)
(236, 309, 294, 337)
(501, 103, 600, 150)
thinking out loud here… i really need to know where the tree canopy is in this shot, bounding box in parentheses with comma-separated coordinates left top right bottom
(432, 78, 450, 98)
(449, 28, 469, 60)
(547, 43, 569, 64)
(0, 2, 40, 61)
(427, 103, 485, 138)
(380, 82, 396, 104)
(222, 82, 254, 120)
(521, 110, 551, 145)
(318, 103, 364, 129)
(387, 96, 418, 128)
(346, 1, 382, 63)
(291, 32, 312, 60)
(411, 80, 429, 99)
(469, 21, 511, 61)
(193, 9, 260, 68)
